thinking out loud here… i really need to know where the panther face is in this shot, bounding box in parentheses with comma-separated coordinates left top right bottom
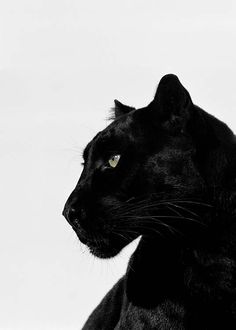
(63, 75, 210, 258)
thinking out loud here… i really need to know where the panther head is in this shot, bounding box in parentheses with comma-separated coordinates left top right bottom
(63, 74, 235, 259)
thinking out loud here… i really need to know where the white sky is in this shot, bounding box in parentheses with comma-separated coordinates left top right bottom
(1, 1, 236, 329)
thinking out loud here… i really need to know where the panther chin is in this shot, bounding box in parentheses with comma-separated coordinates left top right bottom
(88, 244, 123, 259)
(76, 232, 135, 259)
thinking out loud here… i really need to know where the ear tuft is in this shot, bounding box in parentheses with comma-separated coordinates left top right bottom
(111, 99, 135, 119)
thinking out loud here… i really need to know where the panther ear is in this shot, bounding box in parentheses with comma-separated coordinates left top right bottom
(112, 99, 135, 119)
(151, 74, 193, 131)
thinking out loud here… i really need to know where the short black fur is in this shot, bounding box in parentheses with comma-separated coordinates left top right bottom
(63, 74, 236, 329)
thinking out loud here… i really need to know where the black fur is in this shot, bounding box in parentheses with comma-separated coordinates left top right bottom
(63, 74, 236, 329)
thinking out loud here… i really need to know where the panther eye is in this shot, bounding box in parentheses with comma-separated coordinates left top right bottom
(108, 155, 121, 168)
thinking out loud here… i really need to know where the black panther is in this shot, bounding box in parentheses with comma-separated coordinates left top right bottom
(63, 74, 236, 329)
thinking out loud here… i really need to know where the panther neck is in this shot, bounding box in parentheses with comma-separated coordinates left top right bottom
(125, 236, 186, 308)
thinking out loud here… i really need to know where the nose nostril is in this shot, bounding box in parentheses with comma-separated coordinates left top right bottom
(72, 218, 80, 228)
(70, 207, 78, 216)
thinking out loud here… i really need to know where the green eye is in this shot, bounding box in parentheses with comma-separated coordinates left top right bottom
(108, 155, 121, 168)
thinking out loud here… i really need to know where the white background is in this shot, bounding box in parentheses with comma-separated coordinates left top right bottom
(1, 1, 236, 329)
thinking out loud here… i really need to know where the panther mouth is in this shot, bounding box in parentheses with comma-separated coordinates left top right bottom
(75, 229, 135, 259)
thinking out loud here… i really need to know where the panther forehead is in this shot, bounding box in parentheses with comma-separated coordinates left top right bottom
(83, 112, 137, 161)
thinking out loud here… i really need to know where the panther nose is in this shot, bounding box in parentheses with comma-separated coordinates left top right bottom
(63, 205, 86, 229)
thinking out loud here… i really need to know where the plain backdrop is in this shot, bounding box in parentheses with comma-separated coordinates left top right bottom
(1, 1, 236, 329)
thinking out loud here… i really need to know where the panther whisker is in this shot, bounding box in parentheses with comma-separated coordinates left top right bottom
(112, 231, 131, 242)
(109, 198, 212, 219)
(114, 218, 164, 235)
(165, 200, 213, 207)
(114, 228, 140, 237)
(114, 216, 187, 238)
(166, 204, 183, 216)
(118, 214, 205, 225)
(147, 217, 181, 236)
(166, 202, 201, 219)
(129, 222, 175, 238)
